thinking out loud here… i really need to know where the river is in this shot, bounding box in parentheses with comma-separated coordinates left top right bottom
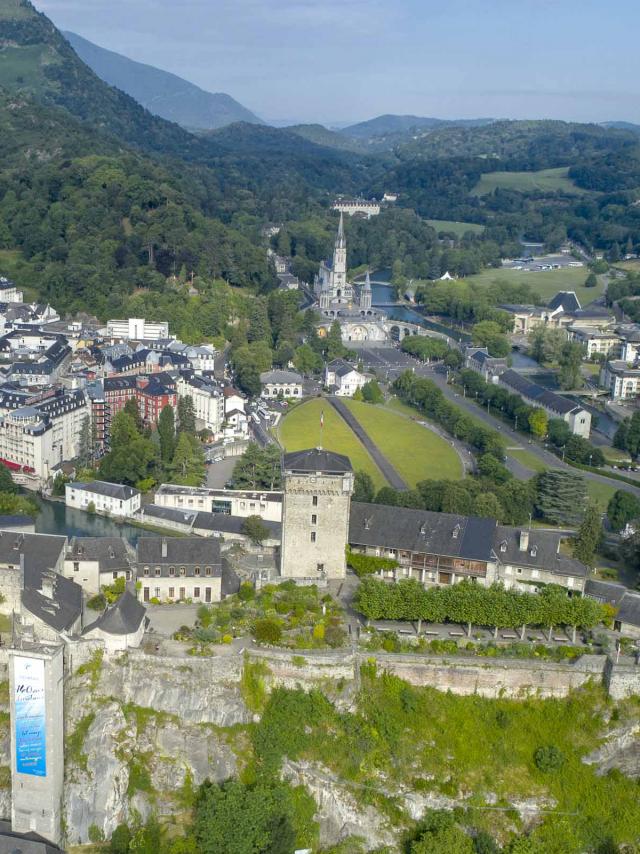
(31, 494, 147, 545)
(370, 282, 471, 342)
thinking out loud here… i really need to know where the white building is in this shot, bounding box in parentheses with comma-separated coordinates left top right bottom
(154, 484, 283, 522)
(600, 360, 640, 400)
(82, 590, 147, 653)
(176, 374, 224, 435)
(568, 326, 622, 360)
(260, 369, 303, 399)
(498, 369, 591, 438)
(332, 199, 381, 219)
(136, 537, 222, 604)
(65, 481, 142, 517)
(63, 537, 132, 594)
(0, 277, 23, 302)
(168, 342, 216, 373)
(0, 390, 88, 484)
(324, 359, 366, 396)
(106, 318, 170, 341)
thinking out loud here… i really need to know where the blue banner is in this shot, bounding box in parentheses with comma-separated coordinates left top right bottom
(14, 656, 47, 777)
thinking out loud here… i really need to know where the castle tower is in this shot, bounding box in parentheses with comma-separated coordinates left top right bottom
(331, 212, 348, 297)
(280, 448, 353, 579)
(360, 270, 372, 311)
(9, 645, 64, 845)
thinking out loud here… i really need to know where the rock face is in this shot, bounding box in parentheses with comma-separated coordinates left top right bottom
(583, 723, 640, 778)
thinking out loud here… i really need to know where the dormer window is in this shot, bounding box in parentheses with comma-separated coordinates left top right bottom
(500, 540, 507, 553)
(530, 546, 538, 557)
(452, 524, 460, 539)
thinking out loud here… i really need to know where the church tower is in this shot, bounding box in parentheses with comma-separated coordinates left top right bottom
(360, 270, 372, 311)
(331, 212, 348, 297)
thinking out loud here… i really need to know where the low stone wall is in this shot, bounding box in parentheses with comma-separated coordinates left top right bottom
(604, 657, 640, 700)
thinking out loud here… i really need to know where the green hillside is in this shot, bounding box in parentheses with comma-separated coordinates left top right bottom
(471, 167, 586, 196)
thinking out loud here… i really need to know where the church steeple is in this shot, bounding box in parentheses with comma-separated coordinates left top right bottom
(360, 270, 372, 311)
(336, 211, 345, 248)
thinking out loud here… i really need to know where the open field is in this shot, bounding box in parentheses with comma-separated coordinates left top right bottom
(426, 219, 485, 236)
(614, 260, 640, 273)
(471, 167, 586, 196)
(506, 448, 548, 473)
(586, 479, 618, 509)
(344, 400, 463, 486)
(276, 398, 387, 489)
(464, 264, 603, 302)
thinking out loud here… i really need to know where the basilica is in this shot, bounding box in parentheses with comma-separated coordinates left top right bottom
(315, 214, 388, 343)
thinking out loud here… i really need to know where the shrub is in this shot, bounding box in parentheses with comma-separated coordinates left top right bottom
(312, 623, 325, 641)
(325, 624, 346, 648)
(238, 582, 255, 602)
(86, 500, 96, 514)
(109, 823, 132, 854)
(534, 745, 565, 772)
(222, 634, 233, 644)
(87, 593, 106, 611)
(88, 823, 104, 844)
(254, 618, 282, 645)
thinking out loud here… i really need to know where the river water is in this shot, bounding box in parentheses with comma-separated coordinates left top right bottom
(370, 282, 471, 342)
(31, 495, 145, 545)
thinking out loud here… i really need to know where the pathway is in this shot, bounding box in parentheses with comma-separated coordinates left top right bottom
(328, 396, 408, 491)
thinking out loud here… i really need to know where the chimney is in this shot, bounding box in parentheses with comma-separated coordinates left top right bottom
(161, 538, 168, 558)
(519, 530, 529, 552)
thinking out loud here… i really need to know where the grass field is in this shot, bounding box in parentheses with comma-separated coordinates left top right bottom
(471, 167, 586, 196)
(0, 250, 38, 301)
(614, 260, 640, 273)
(426, 219, 485, 237)
(506, 448, 548, 473)
(464, 264, 603, 302)
(344, 400, 463, 486)
(277, 398, 387, 489)
(586, 479, 618, 509)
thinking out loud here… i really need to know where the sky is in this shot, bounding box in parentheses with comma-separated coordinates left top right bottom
(37, 0, 640, 126)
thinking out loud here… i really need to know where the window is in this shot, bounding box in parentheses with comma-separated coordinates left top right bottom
(312, 495, 318, 506)
(73, 562, 79, 572)
(179, 587, 186, 600)
(516, 568, 523, 574)
(194, 587, 200, 598)
(143, 587, 149, 602)
(180, 566, 186, 576)
(194, 567, 200, 576)
(311, 532, 316, 543)
(169, 587, 174, 599)
(205, 587, 212, 603)
(317, 563, 324, 572)
(169, 566, 175, 576)
(113, 572, 118, 580)
(143, 567, 150, 577)
(205, 566, 212, 576)
(154, 587, 160, 599)
(155, 568, 161, 576)
(311, 514, 317, 524)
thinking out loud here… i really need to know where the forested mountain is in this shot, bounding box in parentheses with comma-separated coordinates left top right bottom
(64, 31, 262, 131)
(340, 114, 494, 141)
(285, 123, 366, 153)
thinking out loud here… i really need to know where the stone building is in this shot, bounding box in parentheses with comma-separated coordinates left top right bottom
(136, 537, 222, 604)
(280, 448, 353, 580)
(62, 537, 133, 594)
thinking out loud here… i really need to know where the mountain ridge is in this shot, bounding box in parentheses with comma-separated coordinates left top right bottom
(64, 30, 262, 131)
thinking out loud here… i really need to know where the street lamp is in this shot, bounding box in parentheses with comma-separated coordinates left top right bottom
(514, 414, 518, 431)
(562, 445, 566, 461)
(589, 453, 593, 467)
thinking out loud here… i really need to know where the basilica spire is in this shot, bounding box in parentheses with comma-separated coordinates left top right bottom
(336, 211, 345, 248)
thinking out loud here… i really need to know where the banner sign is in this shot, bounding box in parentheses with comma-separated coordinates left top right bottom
(14, 657, 47, 777)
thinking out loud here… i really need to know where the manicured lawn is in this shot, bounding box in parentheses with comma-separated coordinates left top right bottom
(602, 446, 632, 464)
(344, 400, 463, 486)
(277, 398, 386, 489)
(464, 264, 603, 303)
(426, 219, 485, 237)
(471, 167, 586, 196)
(507, 448, 548, 473)
(586, 478, 618, 509)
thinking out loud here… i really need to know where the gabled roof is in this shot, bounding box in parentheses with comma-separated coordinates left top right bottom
(68, 481, 140, 500)
(68, 537, 130, 570)
(260, 369, 303, 384)
(22, 569, 82, 632)
(548, 291, 581, 312)
(136, 536, 221, 568)
(494, 525, 587, 577)
(83, 590, 146, 636)
(616, 592, 640, 628)
(349, 502, 495, 561)
(499, 370, 580, 415)
(283, 448, 352, 474)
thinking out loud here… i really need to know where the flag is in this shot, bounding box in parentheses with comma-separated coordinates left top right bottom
(320, 409, 324, 429)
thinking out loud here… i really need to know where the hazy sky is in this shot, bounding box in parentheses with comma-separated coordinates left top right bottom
(38, 0, 639, 125)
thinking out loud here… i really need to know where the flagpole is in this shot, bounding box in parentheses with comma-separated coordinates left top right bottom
(320, 407, 324, 449)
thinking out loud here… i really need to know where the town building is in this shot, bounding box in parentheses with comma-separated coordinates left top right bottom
(63, 537, 132, 594)
(260, 369, 303, 399)
(501, 291, 614, 335)
(103, 374, 177, 427)
(136, 537, 222, 603)
(324, 359, 366, 396)
(154, 484, 283, 521)
(280, 448, 354, 580)
(498, 369, 591, 437)
(494, 526, 587, 592)
(464, 348, 508, 383)
(585, 579, 640, 637)
(176, 373, 224, 434)
(316, 255, 388, 343)
(105, 318, 170, 341)
(82, 590, 147, 652)
(568, 326, 623, 360)
(332, 198, 381, 218)
(0, 277, 23, 302)
(599, 360, 640, 400)
(65, 481, 142, 518)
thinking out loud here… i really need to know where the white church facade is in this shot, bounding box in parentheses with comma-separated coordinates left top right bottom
(315, 214, 388, 343)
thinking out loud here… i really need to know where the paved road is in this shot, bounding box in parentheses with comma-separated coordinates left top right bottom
(328, 396, 408, 491)
(414, 365, 640, 499)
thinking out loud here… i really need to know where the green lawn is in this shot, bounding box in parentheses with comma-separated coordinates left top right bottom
(426, 219, 485, 237)
(464, 264, 603, 302)
(586, 479, 618, 510)
(506, 448, 549, 473)
(277, 398, 387, 489)
(344, 400, 463, 486)
(471, 167, 586, 196)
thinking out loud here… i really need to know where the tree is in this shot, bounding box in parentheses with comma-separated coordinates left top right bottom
(361, 379, 383, 404)
(77, 414, 94, 467)
(241, 515, 270, 546)
(572, 502, 603, 566)
(247, 298, 271, 344)
(123, 396, 141, 430)
(171, 432, 205, 486)
(547, 417, 571, 448)
(236, 362, 262, 398)
(528, 408, 548, 439)
(535, 470, 587, 526)
(157, 404, 176, 463)
(177, 395, 197, 436)
(534, 745, 565, 772)
(110, 411, 139, 449)
(326, 320, 346, 361)
(410, 811, 474, 854)
(293, 344, 322, 376)
(474, 492, 503, 519)
(585, 271, 598, 288)
(353, 470, 375, 503)
(0, 463, 17, 494)
(233, 443, 282, 490)
(607, 490, 640, 532)
(557, 341, 584, 390)
(254, 619, 282, 645)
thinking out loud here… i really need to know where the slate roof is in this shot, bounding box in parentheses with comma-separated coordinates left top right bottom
(69, 481, 140, 501)
(494, 525, 588, 577)
(193, 512, 282, 539)
(221, 558, 241, 597)
(0, 821, 63, 854)
(499, 369, 579, 415)
(22, 569, 82, 633)
(349, 502, 495, 561)
(136, 536, 222, 571)
(327, 358, 359, 377)
(585, 578, 628, 608)
(83, 590, 146, 636)
(260, 370, 303, 384)
(283, 448, 352, 474)
(68, 537, 131, 571)
(616, 592, 640, 628)
(0, 531, 65, 573)
(548, 291, 581, 312)
(140, 505, 197, 526)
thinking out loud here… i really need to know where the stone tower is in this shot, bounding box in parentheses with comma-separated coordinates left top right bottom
(331, 212, 348, 297)
(9, 645, 64, 845)
(360, 270, 372, 311)
(280, 448, 353, 579)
